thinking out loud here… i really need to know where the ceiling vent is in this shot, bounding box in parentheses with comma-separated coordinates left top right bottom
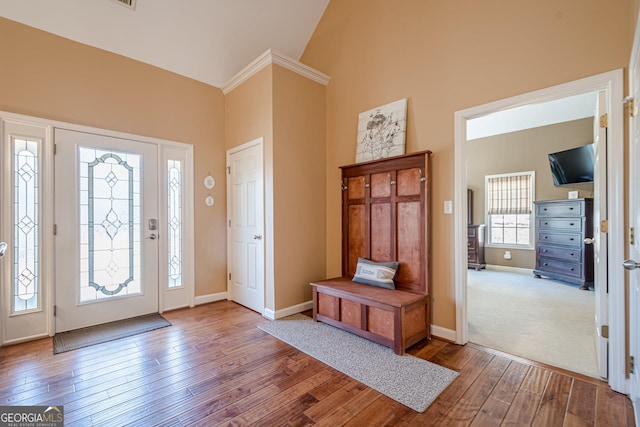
(109, 0, 136, 10)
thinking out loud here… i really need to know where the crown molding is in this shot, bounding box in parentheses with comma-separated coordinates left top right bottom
(222, 49, 330, 94)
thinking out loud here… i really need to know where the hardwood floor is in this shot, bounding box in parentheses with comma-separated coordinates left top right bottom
(0, 300, 635, 426)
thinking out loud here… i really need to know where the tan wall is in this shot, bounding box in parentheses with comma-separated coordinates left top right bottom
(272, 65, 327, 310)
(224, 65, 275, 309)
(0, 17, 227, 298)
(225, 64, 327, 312)
(467, 118, 594, 269)
(302, 0, 632, 330)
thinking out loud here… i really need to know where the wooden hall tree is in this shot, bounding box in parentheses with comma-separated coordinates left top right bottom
(311, 151, 432, 354)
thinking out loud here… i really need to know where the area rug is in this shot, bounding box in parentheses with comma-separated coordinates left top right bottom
(258, 314, 458, 412)
(53, 313, 171, 354)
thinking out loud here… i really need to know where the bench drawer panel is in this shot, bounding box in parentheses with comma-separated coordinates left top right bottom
(317, 293, 338, 320)
(367, 306, 394, 340)
(405, 304, 427, 339)
(341, 299, 362, 329)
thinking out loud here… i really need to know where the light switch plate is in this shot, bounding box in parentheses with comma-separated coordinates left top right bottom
(444, 200, 453, 214)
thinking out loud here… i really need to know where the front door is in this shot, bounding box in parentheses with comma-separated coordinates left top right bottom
(227, 139, 264, 314)
(54, 129, 159, 332)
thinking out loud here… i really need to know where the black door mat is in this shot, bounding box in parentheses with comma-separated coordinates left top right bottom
(53, 313, 171, 354)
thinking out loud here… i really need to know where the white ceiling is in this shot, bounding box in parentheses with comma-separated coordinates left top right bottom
(466, 92, 598, 140)
(0, 0, 330, 88)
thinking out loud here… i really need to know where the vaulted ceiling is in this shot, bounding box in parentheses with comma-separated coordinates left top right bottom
(0, 0, 330, 88)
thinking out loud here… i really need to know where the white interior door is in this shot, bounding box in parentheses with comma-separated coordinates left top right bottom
(227, 139, 264, 314)
(593, 90, 609, 379)
(627, 22, 640, 420)
(54, 129, 159, 332)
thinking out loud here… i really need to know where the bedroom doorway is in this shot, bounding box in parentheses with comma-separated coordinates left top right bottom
(464, 92, 601, 379)
(454, 70, 626, 392)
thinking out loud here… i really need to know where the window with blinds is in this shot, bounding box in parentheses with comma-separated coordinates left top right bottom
(485, 171, 535, 247)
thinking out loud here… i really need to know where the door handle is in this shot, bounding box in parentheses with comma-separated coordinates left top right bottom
(0, 242, 6, 258)
(623, 259, 640, 270)
(254, 234, 262, 240)
(584, 237, 594, 245)
(146, 233, 158, 240)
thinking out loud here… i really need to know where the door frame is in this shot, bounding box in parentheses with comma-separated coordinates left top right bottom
(0, 110, 194, 344)
(453, 69, 626, 393)
(226, 137, 265, 314)
(628, 6, 640, 420)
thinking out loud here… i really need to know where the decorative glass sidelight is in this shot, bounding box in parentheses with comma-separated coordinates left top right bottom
(167, 160, 182, 288)
(13, 138, 40, 313)
(79, 147, 141, 302)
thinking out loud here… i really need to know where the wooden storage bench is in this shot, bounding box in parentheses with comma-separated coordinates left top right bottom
(311, 277, 429, 355)
(312, 151, 432, 355)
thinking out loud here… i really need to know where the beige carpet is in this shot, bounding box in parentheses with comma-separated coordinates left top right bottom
(468, 268, 599, 378)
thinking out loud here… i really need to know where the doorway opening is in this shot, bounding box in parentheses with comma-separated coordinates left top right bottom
(465, 93, 599, 378)
(453, 69, 626, 393)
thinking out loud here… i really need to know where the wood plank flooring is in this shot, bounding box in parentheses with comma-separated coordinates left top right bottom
(0, 300, 634, 426)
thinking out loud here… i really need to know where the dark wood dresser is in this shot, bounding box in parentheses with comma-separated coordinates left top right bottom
(533, 198, 594, 290)
(467, 224, 486, 270)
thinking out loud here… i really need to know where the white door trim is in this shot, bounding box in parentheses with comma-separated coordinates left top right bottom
(453, 69, 626, 393)
(0, 110, 194, 342)
(628, 6, 640, 421)
(226, 137, 265, 314)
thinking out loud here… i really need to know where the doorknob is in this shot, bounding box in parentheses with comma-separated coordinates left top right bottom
(254, 234, 262, 240)
(0, 242, 6, 258)
(584, 237, 594, 245)
(146, 233, 158, 240)
(623, 259, 640, 270)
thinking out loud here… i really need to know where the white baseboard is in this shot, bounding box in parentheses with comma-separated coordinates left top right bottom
(194, 292, 228, 306)
(431, 324, 457, 342)
(180, 295, 460, 344)
(485, 264, 533, 275)
(263, 301, 313, 320)
(260, 302, 458, 343)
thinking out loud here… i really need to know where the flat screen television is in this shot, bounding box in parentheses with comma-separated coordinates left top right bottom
(548, 144, 595, 186)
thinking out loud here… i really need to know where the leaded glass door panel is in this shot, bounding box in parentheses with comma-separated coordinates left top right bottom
(54, 129, 158, 333)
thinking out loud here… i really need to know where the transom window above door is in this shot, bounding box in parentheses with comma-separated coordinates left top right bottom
(485, 171, 535, 249)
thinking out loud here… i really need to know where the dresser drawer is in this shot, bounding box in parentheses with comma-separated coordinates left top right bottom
(537, 231, 582, 248)
(537, 218, 582, 232)
(537, 244, 581, 262)
(537, 257, 582, 278)
(536, 201, 584, 217)
(468, 227, 478, 238)
(467, 249, 478, 263)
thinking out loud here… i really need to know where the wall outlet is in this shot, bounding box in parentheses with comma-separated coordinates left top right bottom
(504, 251, 512, 260)
(568, 190, 579, 199)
